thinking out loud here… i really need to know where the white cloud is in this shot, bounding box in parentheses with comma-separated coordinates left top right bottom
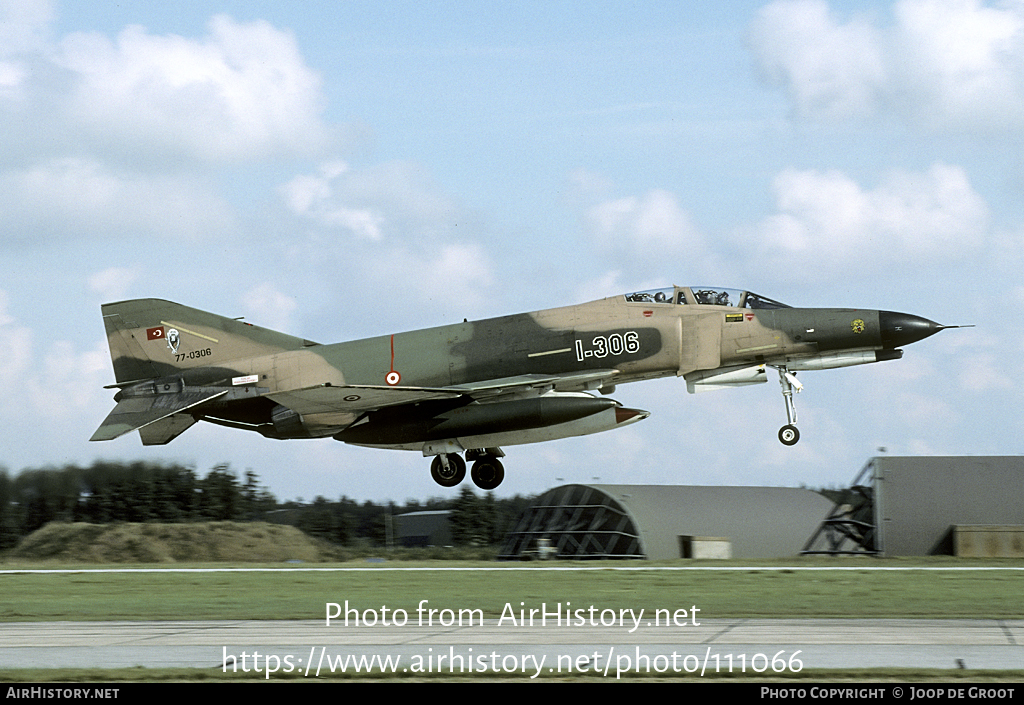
(24, 339, 110, 419)
(0, 61, 27, 101)
(56, 14, 330, 161)
(958, 353, 1011, 392)
(88, 267, 141, 303)
(0, 324, 32, 412)
(0, 288, 108, 422)
(567, 167, 718, 281)
(241, 284, 298, 333)
(576, 187, 706, 283)
(587, 189, 700, 253)
(749, 0, 1024, 130)
(569, 163, 989, 289)
(0, 0, 54, 102)
(0, 289, 15, 327)
(749, 0, 887, 120)
(273, 158, 495, 331)
(991, 227, 1024, 275)
(573, 270, 628, 304)
(0, 293, 34, 418)
(281, 160, 463, 244)
(895, 0, 1024, 126)
(282, 162, 385, 241)
(0, 157, 236, 242)
(366, 242, 494, 316)
(756, 162, 989, 272)
(0, 0, 54, 57)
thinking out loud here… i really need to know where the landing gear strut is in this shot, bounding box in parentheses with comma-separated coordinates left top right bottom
(774, 366, 802, 446)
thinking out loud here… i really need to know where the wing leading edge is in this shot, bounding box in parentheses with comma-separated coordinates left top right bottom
(267, 369, 620, 417)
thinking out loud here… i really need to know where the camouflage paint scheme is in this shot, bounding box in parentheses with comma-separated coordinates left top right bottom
(91, 286, 951, 489)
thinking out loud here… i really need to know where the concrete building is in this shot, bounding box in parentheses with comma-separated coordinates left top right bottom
(394, 510, 452, 548)
(804, 456, 1024, 556)
(498, 456, 1024, 560)
(499, 483, 832, 560)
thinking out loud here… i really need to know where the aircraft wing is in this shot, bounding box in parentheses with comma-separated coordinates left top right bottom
(267, 369, 619, 416)
(445, 369, 618, 396)
(90, 390, 228, 443)
(267, 386, 462, 415)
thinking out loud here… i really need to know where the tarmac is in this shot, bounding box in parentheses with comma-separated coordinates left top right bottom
(1, 618, 1022, 675)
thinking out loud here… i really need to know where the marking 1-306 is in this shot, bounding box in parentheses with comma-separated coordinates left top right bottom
(575, 331, 640, 361)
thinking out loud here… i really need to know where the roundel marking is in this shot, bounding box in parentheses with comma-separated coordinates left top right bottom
(385, 333, 402, 385)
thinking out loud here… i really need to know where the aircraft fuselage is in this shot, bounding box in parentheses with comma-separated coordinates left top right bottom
(92, 286, 951, 489)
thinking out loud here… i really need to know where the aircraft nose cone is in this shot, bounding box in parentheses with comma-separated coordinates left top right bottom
(878, 311, 943, 348)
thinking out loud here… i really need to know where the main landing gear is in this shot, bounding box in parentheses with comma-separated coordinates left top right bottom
(430, 453, 465, 487)
(430, 448, 505, 490)
(773, 366, 803, 446)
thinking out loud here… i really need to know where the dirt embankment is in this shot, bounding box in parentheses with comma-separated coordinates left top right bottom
(6, 521, 334, 563)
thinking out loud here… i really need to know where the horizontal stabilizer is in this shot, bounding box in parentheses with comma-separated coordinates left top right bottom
(89, 390, 227, 442)
(138, 414, 199, 445)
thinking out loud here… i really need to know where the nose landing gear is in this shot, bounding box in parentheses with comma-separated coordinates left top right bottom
(773, 366, 802, 446)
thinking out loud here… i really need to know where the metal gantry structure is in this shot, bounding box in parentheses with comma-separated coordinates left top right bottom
(801, 460, 879, 555)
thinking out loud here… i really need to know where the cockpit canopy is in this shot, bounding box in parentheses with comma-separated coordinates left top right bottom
(624, 286, 790, 309)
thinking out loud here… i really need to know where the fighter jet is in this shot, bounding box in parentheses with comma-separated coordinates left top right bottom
(91, 287, 957, 490)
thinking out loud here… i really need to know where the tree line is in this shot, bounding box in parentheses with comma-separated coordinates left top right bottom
(0, 461, 532, 551)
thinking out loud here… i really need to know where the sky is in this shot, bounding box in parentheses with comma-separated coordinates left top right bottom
(1, 0, 1022, 503)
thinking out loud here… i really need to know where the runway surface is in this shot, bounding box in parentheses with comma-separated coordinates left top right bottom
(2, 618, 1022, 675)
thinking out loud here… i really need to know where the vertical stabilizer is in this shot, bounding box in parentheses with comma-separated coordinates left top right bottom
(99, 298, 314, 385)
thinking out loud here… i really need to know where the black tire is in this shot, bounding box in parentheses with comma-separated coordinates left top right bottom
(779, 424, 800, 446)
(430, 454, 466, 487)
(470, 458, 505, 490)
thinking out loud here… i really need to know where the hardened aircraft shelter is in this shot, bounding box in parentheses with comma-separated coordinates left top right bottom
(498, 483, 832, 560)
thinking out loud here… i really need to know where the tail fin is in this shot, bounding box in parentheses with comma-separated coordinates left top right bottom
(99, 298, 315, 386)
(92, 298, 316, 445)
